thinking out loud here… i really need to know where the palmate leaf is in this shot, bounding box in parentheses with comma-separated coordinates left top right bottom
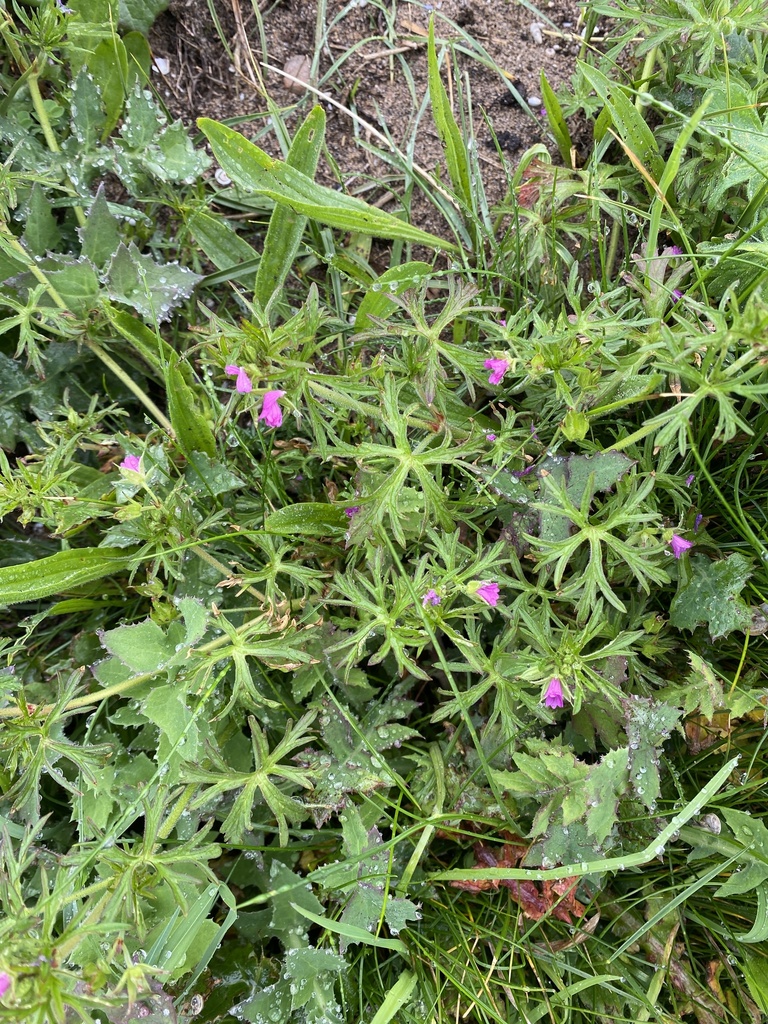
(299, 684, 420, 826)
(185, 713, 318, 844)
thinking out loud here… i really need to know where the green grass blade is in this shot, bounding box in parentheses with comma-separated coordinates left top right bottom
(255, 105, 326, 312)
(290, 903, 408, 952)
(369, 970, 417, 1024)
(540, 70, 573, 166)
(608, 845, 746, 961)
(528, 976, 623, 1021)
(427, 16, 472, 218)
(737, 886, 768, 943)
(430, 756, 740, 884)
(197, 118, 458, 253)
(645, 93, 712, 288)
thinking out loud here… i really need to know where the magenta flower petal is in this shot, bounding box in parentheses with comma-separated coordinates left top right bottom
(258, 389, 286, 428)
(0, 972, 10, 998)
(344, 506, 361, 518)
(422, 588, 441, 607)
(484, 358, 510, 386)
(486, 433, 497, 442)
(685, 474, 695, 486)
(543, 677, 564, 709)
(476, 582, 499, 607)
(669, 534, 693, 558)
(225, 363, 252, 393)
(120, 454, 141, 472)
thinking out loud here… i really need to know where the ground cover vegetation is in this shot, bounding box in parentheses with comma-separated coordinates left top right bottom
(1, 0, 768, 1020)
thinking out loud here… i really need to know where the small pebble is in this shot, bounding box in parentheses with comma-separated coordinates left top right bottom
(214, 168, 232, 186)
(282, 54, 311, 93)
(544, 46, 555, 56)
(529, 21, 543, 44)
(527, 95, 542, 107)
(152, 56, 170, 75)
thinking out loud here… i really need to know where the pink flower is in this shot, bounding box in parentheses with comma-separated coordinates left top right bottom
(344, 506, 361, 518)
(258, 389, 286, 428)
(543, 677, 564, 709)
(486, 433, 497, 442)
(669, 534, 693, 558)
(484, 358, 510, 386)
(0, 972, 10, 998)
(475, 582, 499, 607)
(685, 474, 695, 486)
(422, 588, 441, 607)
(120, 454, 141, 472)
(225, 364, 253, 393)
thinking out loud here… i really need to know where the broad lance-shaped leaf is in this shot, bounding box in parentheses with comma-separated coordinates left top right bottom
(22, 182, 61, 256)
(198, 117, 458, 253)
(255, 105, 325, 311)
(265, 502, 347, 537)
(354, 261, 433, 331)
(184, 208, 259, 282)
(578, 61, 664, 188)
(166, 353, 216, 457)
(0, 547, 135, 606)
(119, 0, 169, 36)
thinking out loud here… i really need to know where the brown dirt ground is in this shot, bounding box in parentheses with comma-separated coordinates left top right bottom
(149, 0, 601, 240)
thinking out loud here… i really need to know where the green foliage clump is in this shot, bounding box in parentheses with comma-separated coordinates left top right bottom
(1, 0, 768, 1022)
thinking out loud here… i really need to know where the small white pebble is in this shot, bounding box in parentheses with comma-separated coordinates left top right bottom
(544, 46, 555, 56)
(527, 95, 542, 107)
(214, 168, 232, 186)
(153, 56, 170, 75)
(529, 22, 543, 44)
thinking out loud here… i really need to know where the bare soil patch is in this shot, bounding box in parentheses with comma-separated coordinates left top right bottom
(149, 0, 591, 238)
